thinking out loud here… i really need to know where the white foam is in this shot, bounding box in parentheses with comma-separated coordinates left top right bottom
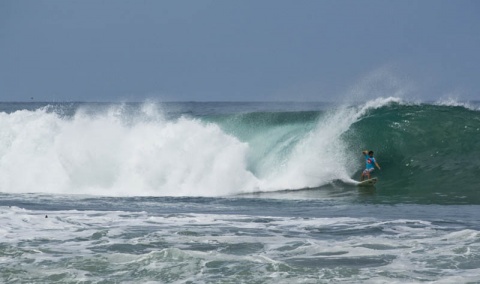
(0, 105, 258, 196)
(2, 207, 478, 283)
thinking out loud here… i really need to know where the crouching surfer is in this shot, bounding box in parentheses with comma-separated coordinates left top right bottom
(361, 150, 381, 181)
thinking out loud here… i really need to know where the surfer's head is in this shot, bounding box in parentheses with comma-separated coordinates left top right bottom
(368, 150, 374, 157)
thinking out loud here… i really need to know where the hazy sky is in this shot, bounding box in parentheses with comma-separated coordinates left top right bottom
(1, 0, 479, 102)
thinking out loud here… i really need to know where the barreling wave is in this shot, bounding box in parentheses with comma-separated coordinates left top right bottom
(0, 99, 479, 204)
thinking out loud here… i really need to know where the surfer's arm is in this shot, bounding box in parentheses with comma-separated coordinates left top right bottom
(362, 150, 368, 155)
(375, 162, 381, 170)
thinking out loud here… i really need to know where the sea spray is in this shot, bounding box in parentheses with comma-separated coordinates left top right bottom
(256, 97, 403, 190)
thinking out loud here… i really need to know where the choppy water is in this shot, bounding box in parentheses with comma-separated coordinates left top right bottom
(1, 99, 479, 283)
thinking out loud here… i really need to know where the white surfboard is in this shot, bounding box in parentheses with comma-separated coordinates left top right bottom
(357, 178, 377, 187)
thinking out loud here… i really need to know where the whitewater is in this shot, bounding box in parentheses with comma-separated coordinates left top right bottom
(1, 98, 479, 283)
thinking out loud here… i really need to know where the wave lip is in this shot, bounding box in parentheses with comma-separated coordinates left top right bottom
(434, 97, 479, 111)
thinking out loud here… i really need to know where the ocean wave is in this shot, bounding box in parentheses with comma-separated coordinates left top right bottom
(0, 99, 479, 203)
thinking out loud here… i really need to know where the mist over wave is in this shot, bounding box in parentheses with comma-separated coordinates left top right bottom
(0, 98, 479, 203)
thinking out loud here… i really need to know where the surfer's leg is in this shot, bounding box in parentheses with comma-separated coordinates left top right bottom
(366, 168, 374, 179)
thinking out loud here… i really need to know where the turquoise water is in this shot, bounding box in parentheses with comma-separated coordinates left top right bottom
(0, 99, 479, 283)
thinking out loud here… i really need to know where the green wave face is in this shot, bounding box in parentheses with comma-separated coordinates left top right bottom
(346, 104, 480, 204)
(203, 111, 322, 178)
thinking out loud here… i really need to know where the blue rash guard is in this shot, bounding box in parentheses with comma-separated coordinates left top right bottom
(365, 155, 376, 170)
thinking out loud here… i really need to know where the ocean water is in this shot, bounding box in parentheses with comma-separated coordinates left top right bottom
(0, 98, 479, 283)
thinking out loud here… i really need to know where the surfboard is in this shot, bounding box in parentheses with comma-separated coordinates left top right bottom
(357, 178, 377, 187)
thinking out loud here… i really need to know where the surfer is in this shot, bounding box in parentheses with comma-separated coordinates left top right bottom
(361, 150, 381, 181)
